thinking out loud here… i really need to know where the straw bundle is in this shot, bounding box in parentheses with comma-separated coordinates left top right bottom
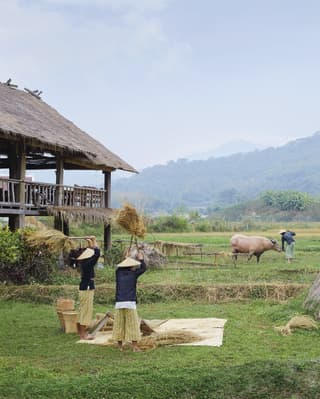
(24, 229, 78, 254)
(115, 203, 146, 238)
(105, 330, 201, 351)
(137, 330, 201, 351)
(275, 315, 318, 336)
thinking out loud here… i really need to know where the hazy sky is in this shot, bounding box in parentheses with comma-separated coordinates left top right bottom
(1, 0, 320, 175)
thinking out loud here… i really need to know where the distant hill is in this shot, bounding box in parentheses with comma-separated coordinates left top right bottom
(112, 132, 320, 213)
(187, 139, 265, 160)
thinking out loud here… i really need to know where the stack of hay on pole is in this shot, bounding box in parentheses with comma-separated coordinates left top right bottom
(115, 203, 169, 267)
(115, 203, 146, 249)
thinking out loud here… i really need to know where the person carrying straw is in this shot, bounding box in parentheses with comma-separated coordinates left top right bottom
(112, 250, 146, 352)
(76, 236, 100, 340)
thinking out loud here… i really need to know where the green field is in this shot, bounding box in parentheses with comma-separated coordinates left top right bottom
(1, 230, 320, 398)
(103, 231, 320, 286)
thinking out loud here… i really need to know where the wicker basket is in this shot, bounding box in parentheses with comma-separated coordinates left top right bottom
(62, 311, 79, 333)
(56, 298, 75, 312)
(56, 298, 75, 331)
(57, 311, 66, 331)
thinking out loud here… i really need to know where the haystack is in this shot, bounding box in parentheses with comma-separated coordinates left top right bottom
(105, 330, 202, 351)
(23, 229, 78, 254)
(115, 203, 146, 239)
(274, 315, 318, 336)
(138, 330, 202, 351)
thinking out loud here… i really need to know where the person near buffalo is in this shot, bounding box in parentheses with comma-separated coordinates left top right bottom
(279, 230, 296, 263)
(112, 250, 146, 352)
(76, 236, 100, 340)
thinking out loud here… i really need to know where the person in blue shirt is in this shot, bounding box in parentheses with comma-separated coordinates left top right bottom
(279, 230, 296, 264)
(112, 250, 146, 352)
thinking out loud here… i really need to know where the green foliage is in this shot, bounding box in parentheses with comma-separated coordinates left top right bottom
(69, 222, 103, 238)
(0, 226, 22, 263)
(104, 241, 124, 267)
(261, 190, 313, 211)
(148, 215, 190, 233)
(194, 220, 212, 232)
(0, 228, 57, 284)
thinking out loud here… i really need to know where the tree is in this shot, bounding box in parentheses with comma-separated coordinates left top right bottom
(260, 190, 313, 211)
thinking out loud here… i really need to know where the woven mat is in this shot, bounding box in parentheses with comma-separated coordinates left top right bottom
(78, 317, 227, 347)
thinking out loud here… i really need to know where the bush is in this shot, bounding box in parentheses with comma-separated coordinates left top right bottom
(260, 190, 313, 211)
(0, 228, 57, 285)
(195, 221, 212, 232)
(104, 241, 124, 267)
(148, 215, 190, 233)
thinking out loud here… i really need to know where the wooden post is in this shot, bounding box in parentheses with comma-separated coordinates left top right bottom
(55, 154, 64, 206)
(103, 171, 111, 251)
(8, 143, 26, 230)
(54, 212, 63, 231)
(54, 154, 69, 233)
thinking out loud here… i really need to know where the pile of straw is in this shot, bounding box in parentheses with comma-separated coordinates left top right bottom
(115, 203, 146, 238)
(24, 229, 77, 254)
(275, 315, 318, 336)
(106, 330, 201, 351)
(135, 330, 201, 351)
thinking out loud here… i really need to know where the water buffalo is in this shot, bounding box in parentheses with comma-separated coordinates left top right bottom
(230, 234, 281, 263)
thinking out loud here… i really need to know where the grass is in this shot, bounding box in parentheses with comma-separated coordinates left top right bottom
(2, 229, 320, 398)
(94, 231, 320, 286)
(49, 230, 320, 287)
(0, 297, 320, 398)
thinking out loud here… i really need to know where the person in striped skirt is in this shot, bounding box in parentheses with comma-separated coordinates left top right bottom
(112, 251, 146, 352)
(76, 236, 100, 340)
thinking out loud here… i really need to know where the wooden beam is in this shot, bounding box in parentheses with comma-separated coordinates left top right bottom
(104, 171, 111, 251)
(8, 143, 26, 230)
(0, 209, 41, 216)
(55, 154, 64, 206)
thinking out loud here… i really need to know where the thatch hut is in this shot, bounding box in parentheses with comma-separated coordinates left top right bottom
(0, 80, 136, 250)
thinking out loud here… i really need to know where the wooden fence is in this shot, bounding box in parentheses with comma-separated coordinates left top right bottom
(0, 178, 106, 209)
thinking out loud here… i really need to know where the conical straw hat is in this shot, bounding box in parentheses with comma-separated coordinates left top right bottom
(117, 257, 141, 268)
(77, 248, 95, 260)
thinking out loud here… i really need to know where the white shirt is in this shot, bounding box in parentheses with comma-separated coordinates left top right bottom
(115, 301, 136, 309)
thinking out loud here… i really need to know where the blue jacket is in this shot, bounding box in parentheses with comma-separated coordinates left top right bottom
(115, 260, 146, 302)
(281, 231, 296, 251)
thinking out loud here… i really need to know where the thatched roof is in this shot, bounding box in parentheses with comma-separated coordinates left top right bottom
(0, 82, 136, 173)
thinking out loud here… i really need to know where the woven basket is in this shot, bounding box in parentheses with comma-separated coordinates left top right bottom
(56, 298, 75, 331)
(57, 311, 65, 331)
(62, 311, 79, 333)
(56, 298, 75, 312)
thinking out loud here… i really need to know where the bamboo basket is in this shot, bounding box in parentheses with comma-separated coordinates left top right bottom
(57, 311, 65, 331)
(56, 298, 75, 331)
(56, 298, 75, 312)
(62, 311, 79, 333)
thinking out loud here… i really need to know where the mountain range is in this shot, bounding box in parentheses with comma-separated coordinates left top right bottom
(186, 139, 266, 160)
(113, 132, 320, 213)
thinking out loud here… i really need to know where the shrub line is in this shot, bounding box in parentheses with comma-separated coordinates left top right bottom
(0, 282, 308, 304)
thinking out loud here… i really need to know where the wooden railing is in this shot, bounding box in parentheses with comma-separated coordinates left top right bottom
(0, 178, 106, 209)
